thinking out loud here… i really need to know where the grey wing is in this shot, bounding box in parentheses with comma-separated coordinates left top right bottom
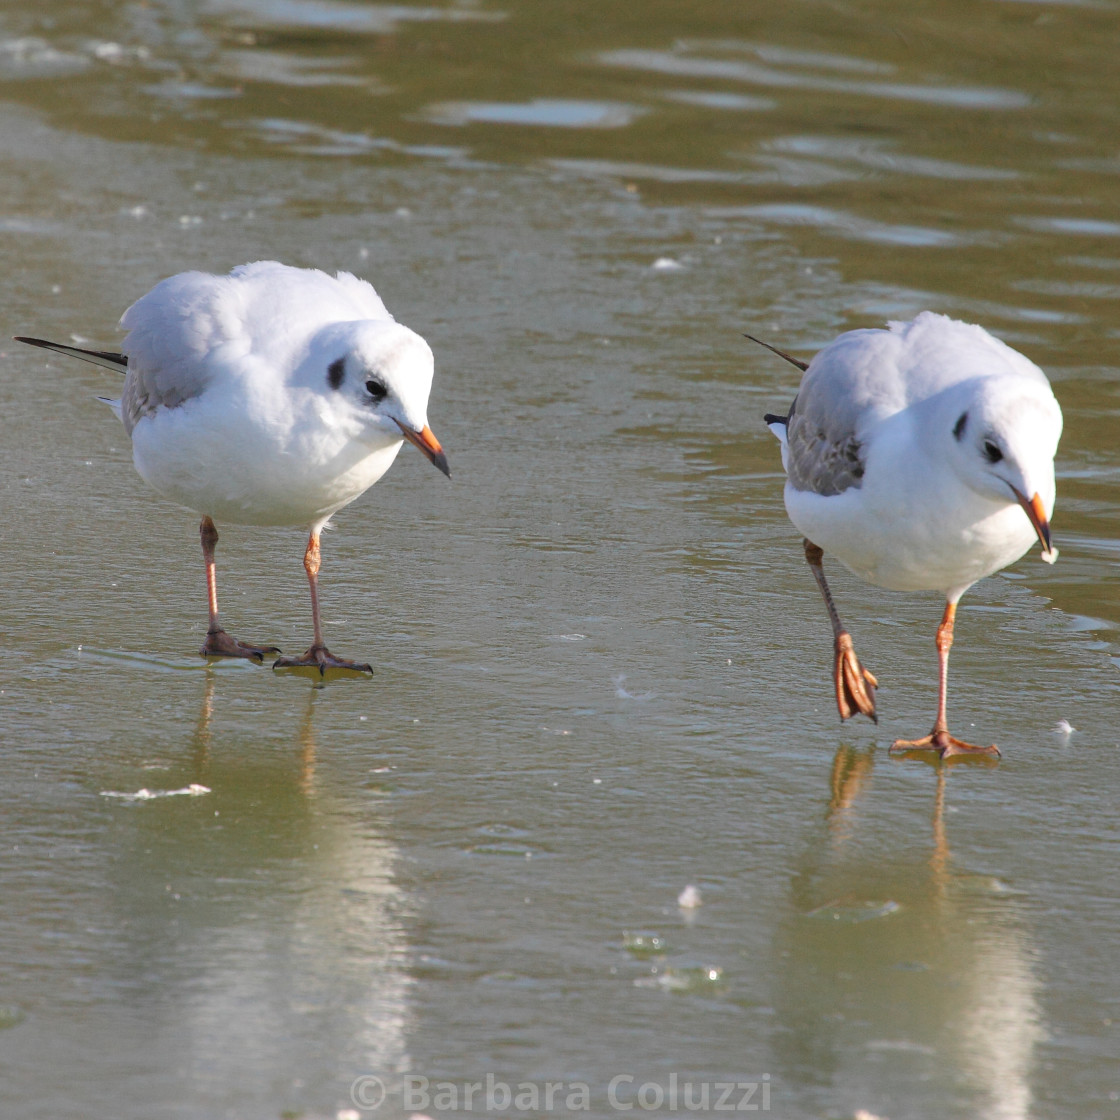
(118, 270, 238, 434)
(119, 360, 206, 434)
(775, 324, 908, 496)
(783, 386, 867, 497)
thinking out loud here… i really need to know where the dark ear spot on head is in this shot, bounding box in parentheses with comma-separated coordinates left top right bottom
(953, 411, 968, 441)
(327, 357, 345, 390)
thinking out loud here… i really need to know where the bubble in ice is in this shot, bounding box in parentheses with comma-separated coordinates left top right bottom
(614, 673, 654, 700)
(805, 898, 901, 923)
(623, 931, 668, 957)
(634, 963, 723, 992)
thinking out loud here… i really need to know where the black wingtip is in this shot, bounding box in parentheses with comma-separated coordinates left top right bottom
(14, 336, 128, 371)
(743, 332, 810, 372)
(763, 412, 788, 426)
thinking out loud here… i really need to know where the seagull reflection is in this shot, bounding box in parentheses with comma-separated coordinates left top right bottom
(773, 747, 1043, 1120)
(825, 741, 876, 851)
(194, 673, 323, 795)
(103, 672, 412, 1115)
(190, 668, 218, 769)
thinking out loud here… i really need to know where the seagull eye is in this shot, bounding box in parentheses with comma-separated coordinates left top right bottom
(983, 439, 1003, 464)
(365, 379, 387, 403)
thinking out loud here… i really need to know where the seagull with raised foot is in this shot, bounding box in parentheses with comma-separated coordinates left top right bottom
(759, 312, 1061, 758)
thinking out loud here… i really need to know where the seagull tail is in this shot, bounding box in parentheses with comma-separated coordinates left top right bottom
(98, 396, 123, 420)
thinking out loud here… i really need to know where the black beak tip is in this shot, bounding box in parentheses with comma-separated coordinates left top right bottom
(433, 451, 451, 478)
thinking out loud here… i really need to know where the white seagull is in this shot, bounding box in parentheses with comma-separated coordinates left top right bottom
(17, 260, 449, 675)
(760, 312, 1062, 758)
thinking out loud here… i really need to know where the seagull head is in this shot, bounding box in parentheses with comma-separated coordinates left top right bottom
(946, 377, 1062, 558)
(314, 320, 450, 477)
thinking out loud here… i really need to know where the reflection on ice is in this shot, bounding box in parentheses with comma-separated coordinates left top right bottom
(0, 36, 90, 78)
(222, 49, 372, 88)
(1016, 216, 1120, 238)
(424, 99, 645, 129)
(761, 135, 1018, 181)
(774, 751, 1044, 1120)
(714, 203, 970, 247)
(549, 157, 746, 184)
(662, 89, 776, 111)
(597, 46, 1031, 109)
(98, 678, 413, 1115)
(203, 0, 505, 34)
(249, 116, 467, 161)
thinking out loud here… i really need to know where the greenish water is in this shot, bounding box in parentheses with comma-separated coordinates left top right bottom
(1, 3, 1118, 1118)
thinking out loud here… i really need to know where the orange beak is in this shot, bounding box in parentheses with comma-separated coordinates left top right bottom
(395, 420, 450, 477)
(1011, 487, 1055, 559)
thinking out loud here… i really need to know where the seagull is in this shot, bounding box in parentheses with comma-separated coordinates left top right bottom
(759, 312, 1062, 758)
(16, 260, 449, 675)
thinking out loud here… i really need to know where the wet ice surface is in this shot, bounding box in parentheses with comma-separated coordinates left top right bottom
(2, 2, 1120, 1119)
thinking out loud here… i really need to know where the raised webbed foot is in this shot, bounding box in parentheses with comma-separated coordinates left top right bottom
(834, 631, 878, 722)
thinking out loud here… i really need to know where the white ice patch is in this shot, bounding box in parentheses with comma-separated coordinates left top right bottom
(0, 37, 90, 78)
(677, 884, 702, 909)
(101, 783, 211, 802)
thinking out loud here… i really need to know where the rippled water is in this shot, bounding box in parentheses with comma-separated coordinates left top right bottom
(1, 2, 1119, 1119)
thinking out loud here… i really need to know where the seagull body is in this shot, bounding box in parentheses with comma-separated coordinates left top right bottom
(762, 312, 1062, 757)
(17, 261, 449, 674)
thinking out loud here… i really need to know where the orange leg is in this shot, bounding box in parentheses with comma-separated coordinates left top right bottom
(197, 516, 280, 662)
(889, 601, 1000, 758)
(804, 539, 878, 722)
(272, 530, 373, 677)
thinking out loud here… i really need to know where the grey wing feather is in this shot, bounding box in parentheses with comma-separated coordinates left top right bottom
(764, 324, 910, 497)
(117, 270, 238, 434)
(752, 331, 864, 495)
(119, 363, 199, 434)
(784, 381, 867, 497)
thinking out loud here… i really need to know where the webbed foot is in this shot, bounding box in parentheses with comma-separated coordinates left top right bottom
(200, 628, 281, 663)
(834, 631, 878, 722)
(272, 644, 373, 678)
(889, 729, 1000, 759)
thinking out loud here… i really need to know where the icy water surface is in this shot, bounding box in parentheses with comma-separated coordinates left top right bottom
(1, 2, 1119, 1118)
